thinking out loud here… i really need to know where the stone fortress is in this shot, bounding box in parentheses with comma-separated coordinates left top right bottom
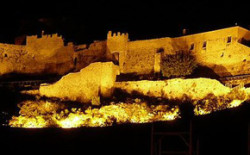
(107, 26, 250, 77)
(0, 26, 249, 81)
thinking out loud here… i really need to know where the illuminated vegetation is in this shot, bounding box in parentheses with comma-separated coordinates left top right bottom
(9, 80, 250, 128)
(161, 51, 197, 78)
(9, 99, 179, 128)
(7, 64, 250, 128)
(194, 86, 247, 115)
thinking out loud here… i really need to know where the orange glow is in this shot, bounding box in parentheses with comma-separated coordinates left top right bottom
(9, 79, 250, 128)
(9, 100, 180, 128)
(194, 87, 248, 115)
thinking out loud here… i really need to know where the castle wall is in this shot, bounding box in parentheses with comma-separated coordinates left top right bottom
(0, 34, 75, 76)
(109, 26, 250, 77)
(26, 34, 73, 59)
(0, 26, 249, 78)
(172, 26, 250, 76)
(26, 34, 64, 50)
(0, 43, 29, 75)
(39, 62, 120, 104)
(74, 41, 107, 71)
(125, 38, 173, 74)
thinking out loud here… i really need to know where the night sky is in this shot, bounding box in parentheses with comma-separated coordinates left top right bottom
(0, 0, 249, 44)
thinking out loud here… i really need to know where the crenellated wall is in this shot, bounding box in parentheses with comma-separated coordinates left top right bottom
(0, 33, 75, 76)
(0, 32, 110, 77)
(0, 26, 249, 78)
(106, 31, 129, 72)
(107, 26, 250, 77)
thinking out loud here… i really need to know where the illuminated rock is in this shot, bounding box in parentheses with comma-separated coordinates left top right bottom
(39, 62, 119, 104)
(115, 78, 250, 115)
(9, 100, 180, 128)
(115, 78, 232, 100)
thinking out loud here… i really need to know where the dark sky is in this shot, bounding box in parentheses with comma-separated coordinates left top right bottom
(0, 0, 249, 44)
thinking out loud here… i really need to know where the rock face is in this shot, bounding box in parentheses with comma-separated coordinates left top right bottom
(39, 62, 120, 104)
(115, 78, 232, 101)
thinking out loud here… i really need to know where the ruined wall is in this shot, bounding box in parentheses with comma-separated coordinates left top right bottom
(74, 40, 106, 71)
(0, 33, 75, 76)
(125, 38, 174, 74)
(0, 43, 30, 75)
(0, 32, 106, 77)
(106, 31, 178, 74)
(40, 62, 120, 104)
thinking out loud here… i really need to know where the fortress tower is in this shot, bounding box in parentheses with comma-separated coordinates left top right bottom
(106, 31, 129, 73)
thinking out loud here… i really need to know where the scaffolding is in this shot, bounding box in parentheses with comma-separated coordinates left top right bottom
(151, 121, 196, 155)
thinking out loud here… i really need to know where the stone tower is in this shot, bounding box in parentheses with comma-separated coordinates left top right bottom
(106, 31, 129, 73)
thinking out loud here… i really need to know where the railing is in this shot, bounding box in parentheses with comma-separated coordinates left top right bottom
(220, 74, 250, 81)
(0, 79, 58, 88)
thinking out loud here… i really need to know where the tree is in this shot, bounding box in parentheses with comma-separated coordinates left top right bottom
(161, 50, 197, 78)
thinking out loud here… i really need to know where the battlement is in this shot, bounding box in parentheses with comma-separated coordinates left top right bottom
(26, 31, 65, 48)
(107, 31, 129, 39)
(27, 32, 62, 40)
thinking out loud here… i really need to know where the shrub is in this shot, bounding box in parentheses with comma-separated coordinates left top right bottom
(161, 50, 197, 78)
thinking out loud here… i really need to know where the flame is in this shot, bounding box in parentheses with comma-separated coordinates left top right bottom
(9, 100, 180, 128)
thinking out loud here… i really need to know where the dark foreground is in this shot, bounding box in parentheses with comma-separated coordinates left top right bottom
(0, 88, 249, 155)
(0, 105, 249, 155)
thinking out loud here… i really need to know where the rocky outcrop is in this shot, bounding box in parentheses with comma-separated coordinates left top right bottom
(39, 62, 120, 104)
(114, 78, 233, 101)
